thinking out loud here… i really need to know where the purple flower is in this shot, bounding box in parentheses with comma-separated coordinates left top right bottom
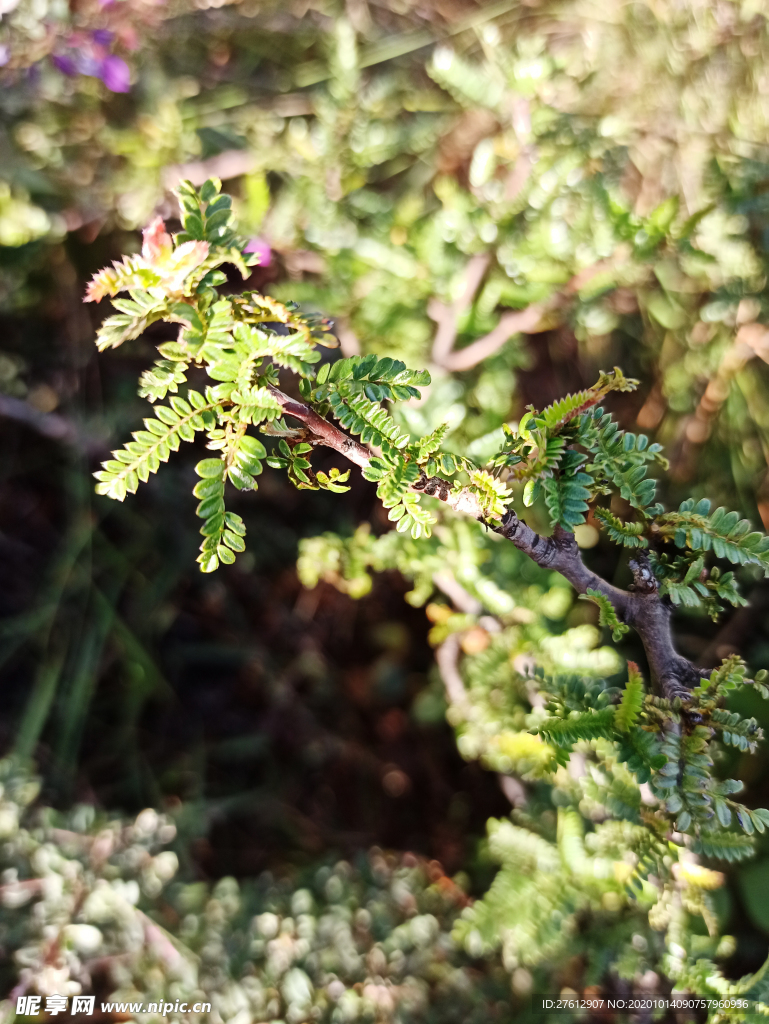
(244, 237, 272, 267)
(52, 54, 77, 76)
(75, 53, 102, 76)
(99, 55, 130, 93)
(92, 29, 114, 46)
(0, 45, 10, 68)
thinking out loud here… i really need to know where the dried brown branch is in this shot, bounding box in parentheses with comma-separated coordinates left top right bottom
(0, 393, 80, 443)
(432, 571, 482, 615)
(503, 97, 537, 203)
(435, 634, 472, 716)
(429, 595, 526, 806)
(434, 632, 526, 807)
(672, 322, 764, 478)
(334, 318, 362, 357)
(163, 151, 259, 190)
(429, 253, 491, 364)
(441, 303, 548, 371)
(433, 254, 628, 373)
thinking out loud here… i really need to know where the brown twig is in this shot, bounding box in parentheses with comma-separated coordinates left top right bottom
(429, 600, 526, 807)
(431, 256, 626, 373)
(334, 318, 362, 357)
(441, 303, 548, 371)
(429, 254, 491, 364)
(268, 385, 488, 517)
(496, 516, 700, 699)
(432, 571, 482, 615)
(672, 322, 765, 479)
(0, 394, 111, 458)
(434, 634, 472, 716)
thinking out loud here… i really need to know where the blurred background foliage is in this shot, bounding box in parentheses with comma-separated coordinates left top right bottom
(5, 0, 769, 1017)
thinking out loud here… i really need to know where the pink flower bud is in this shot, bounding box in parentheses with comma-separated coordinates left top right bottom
(244, 237, 272, 267)
(142, 217, 173, 262)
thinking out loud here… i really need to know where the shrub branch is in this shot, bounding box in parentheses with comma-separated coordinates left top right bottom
(271, 387, 701, 699)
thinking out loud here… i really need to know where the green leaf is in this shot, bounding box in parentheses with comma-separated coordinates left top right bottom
(658, 503, 769, 572)
(468, 469, 512, 519)
(523, 478, 540, 507)
(200, 177, 222, 203)
(196, 494, 225, 519)
(615, 664, 644, 732)
(198, 552, 219, 573)
(239, 434, 267, 460)
(536, 707, 617, 747)
(737, 807, 756, 835)
(224, 512, 246, 536)
(223, 530, 246, 552)
(675, 811, 692, 832)
(193, 477, 223, 499)
(95, 398, 218, 501)
(693, 831, 755, 862)
(217, 545, 236, 565)
(579, 588, 629, 642)
(196, 459, 225, 478)
(594, 507, 648, 548)
(714, 799, 732, 828)
(228, 465, 256, 490)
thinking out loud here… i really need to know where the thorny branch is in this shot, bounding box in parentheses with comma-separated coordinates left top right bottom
(268, 385, 705, 702)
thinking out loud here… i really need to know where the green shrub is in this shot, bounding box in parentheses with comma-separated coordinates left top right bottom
(79, 181, 769, 1014)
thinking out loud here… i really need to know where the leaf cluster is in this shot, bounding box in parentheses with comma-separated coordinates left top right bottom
(93, 183, 508, 553)
(485, 384, 769, 620)
(651, 553, 746, 619)
(525, 656, 769, 858)
(486, 371, 670, 534)
(657, 498, 769, 569)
